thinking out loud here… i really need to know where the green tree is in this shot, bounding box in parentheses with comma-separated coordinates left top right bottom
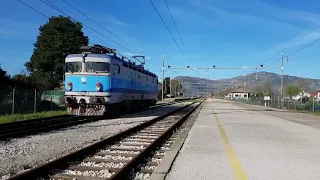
(170, 79, 181, 96)
(0, 65, 11, 89)
(164, 77, 170, 94)
(285, 84, 300, 99)
(25, 15, 88, 90)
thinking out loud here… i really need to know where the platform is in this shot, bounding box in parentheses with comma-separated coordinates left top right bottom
(164, 98, 320, 180)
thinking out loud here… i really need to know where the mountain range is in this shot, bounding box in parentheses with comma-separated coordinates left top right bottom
(173, 71, 320, 96)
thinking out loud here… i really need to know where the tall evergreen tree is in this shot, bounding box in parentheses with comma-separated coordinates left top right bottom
(0, 65, 11, 89)
(25, 15, 88, 90)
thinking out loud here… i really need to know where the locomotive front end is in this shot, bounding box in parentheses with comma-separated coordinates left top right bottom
(64, 46, 113, 116)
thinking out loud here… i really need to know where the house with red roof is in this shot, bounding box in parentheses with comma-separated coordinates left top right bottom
(311, 91, 320, 99)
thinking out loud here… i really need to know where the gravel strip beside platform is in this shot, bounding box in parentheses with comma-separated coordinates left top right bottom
(0, 102, 190, 180)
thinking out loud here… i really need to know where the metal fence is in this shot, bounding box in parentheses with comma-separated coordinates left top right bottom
(0, 89, 65, 115)
(224, 94, 320, 113)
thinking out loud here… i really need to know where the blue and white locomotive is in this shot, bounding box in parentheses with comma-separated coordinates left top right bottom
(64, 44, 158, 116)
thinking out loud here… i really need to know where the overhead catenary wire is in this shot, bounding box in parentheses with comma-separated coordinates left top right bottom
(267, 38, 320, 67)
(260, 23, 320, 66)
(164, 0, 191, 64)
(149, 0, 190, 65)
(60, 0, 144, 56)
(39, 0, 134, 54)
(18, 0, 143, 67)
(164, 0, 206, 78)
(17, 0, 50, 18)
(150, 0, 204, 78)
(47, 0, 159, 69)
(18, 0, 162, 78)
(39, 0, 155, 66)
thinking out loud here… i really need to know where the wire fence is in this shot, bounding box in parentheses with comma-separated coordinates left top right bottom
(224, 94, 320, 113)
(0, 89, 65, 115)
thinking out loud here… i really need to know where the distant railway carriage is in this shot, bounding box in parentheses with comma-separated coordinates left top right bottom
(64, 44, 158, 116)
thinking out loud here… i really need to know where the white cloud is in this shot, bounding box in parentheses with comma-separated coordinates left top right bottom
(191, 0, 320, 26)
(94, 15, 132, 27)
(187, 0, 320, 65)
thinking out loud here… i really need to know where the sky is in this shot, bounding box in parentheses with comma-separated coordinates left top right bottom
(1, 0, 320, 80)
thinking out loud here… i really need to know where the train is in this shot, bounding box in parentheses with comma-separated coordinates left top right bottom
(64, 44, 158, 116)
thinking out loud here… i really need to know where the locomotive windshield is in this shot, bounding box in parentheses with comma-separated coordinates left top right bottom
(66, 62, 82, 72)
(86, 62, 110, 73)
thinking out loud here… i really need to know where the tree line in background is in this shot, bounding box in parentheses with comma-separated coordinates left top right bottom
(1, 15, 88, 91)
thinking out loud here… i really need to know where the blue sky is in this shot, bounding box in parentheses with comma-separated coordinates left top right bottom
(1, 0, 320, 80)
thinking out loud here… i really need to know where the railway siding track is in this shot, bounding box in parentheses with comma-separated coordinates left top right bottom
(7, 101, 201, 180)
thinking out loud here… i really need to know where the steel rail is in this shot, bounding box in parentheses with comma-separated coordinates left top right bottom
(0, 101, 184, 140)
(7, 101, 201, 180)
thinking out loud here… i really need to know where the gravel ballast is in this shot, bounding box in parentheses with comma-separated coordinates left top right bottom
(0, 102, 190, 179)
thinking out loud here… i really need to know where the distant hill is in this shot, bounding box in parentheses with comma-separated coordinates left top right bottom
(173, 71, 320, 96)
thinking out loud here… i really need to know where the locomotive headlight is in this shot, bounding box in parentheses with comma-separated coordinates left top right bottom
(67, 82, 72, 91)
(96, 82, 101, 91)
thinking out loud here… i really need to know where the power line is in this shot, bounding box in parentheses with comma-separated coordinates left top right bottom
(267, 38, 320, 67)
(260, 24, 320, 66)
(149, 0, 190, 65)
(60, 0, 144, 56)
(46, 0, 159, 69)
(164, 0, 206, 78)
(17, 0, 50, 18)
(164, 0, 191, 63)
(18, 0, 146, 68)
(39, 0, 136, 54)
(150, 0, 204, 78)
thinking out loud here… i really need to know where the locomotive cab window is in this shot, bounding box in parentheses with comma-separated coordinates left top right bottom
(113, 64, 120, 75)
(66, 62, 82, 72)
(86, 62, 110, 73)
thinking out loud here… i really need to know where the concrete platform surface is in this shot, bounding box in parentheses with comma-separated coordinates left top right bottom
(165, 98, 320, 180)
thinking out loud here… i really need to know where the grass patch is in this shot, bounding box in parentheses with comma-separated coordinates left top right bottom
(0, 110, 67, 124)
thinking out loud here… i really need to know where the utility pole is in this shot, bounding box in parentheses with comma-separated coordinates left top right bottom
(170, 79, 172, 98)
(162, 55, 165, 101)
(280, 53, 284, 101)
(244, 71, 246, 99)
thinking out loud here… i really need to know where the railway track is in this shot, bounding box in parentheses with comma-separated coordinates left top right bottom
(0, 115, 101, 140)
(7, 101, 201, 180)
(0, 101, 182, 141)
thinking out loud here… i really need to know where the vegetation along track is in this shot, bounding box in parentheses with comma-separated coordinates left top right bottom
(0, 101, 183, 140)
(7, 100, 202, 180)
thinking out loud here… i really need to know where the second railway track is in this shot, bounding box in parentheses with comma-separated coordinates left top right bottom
(7, 101, 202, 180)
(0, 101, 182, 140)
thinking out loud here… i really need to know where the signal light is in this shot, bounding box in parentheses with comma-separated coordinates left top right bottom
(96, 82, 101, 91)
(67, 82, 72, 91)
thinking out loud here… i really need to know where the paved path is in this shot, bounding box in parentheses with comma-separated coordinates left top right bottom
(166, 98, 320, 180)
